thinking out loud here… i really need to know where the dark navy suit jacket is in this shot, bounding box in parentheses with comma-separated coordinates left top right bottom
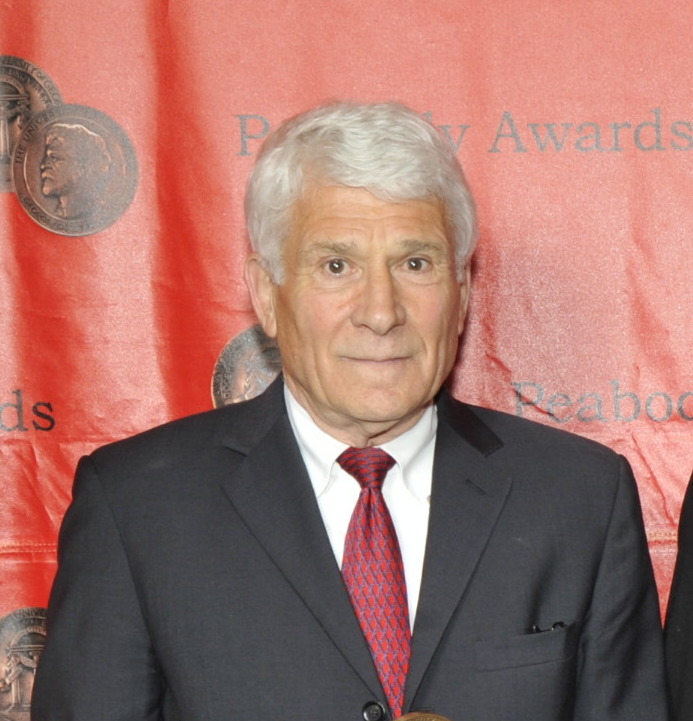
(32, 378, 668, 721)
(665, 472, 693, 721)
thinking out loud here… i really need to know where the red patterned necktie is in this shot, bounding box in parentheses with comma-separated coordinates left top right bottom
(338, 446, 411, 719)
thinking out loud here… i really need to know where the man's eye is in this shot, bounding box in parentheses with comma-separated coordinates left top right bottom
(325, 258, 347, 274)
(406, 257, 428, 271)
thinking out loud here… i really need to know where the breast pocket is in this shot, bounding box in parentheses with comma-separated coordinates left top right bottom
(474, 622, 578, 671)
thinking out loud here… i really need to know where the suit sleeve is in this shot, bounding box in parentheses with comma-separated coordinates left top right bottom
(31, 455, 163, 721)
(665, 472, 693, 721)
(574, 455, 669, 721)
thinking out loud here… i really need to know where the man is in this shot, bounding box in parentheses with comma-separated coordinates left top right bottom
(32, 101, 668, 721)
(665, 472, 693, 720)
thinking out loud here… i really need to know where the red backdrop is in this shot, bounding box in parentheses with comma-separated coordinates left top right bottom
(1, 0, 690, 672)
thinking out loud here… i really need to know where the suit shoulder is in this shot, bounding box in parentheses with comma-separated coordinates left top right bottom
(440, 393, 626, 477)
(89, 384, 283, 473)
(471, 402, 618, 457)
(444, 398, 637, 516)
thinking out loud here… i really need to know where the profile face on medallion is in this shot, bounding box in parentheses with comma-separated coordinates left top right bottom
(40, 122, 113, 220)
(12, 103, 138, 236)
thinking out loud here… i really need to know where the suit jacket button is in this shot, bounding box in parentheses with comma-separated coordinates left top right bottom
(362, 701, 386, 721)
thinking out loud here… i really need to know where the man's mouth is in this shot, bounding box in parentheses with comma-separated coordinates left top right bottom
(345, 355, 409, 364)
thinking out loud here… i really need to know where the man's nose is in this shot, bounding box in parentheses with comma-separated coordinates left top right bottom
(351, 266, 406, 334)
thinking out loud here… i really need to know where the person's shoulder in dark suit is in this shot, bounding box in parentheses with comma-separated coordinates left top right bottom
(87, 376, 286, 491)
(666, 470, 693, 720)
(445, 393, 632, 490)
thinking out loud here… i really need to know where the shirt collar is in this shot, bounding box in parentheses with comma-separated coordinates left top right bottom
(284, 385, 437, 502)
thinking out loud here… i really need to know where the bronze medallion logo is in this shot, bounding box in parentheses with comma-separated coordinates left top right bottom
(0, 607, 47, 721)
(0, 56, 62, 193)
(211, 324, 281, 407)
(12, 103, 138, 236)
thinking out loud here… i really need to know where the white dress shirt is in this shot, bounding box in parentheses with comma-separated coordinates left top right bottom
(285, 386, 435, 627)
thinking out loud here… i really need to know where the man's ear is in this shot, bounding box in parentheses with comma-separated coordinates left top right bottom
(457, 263, 472, 335)
(244, 254, 278, 338)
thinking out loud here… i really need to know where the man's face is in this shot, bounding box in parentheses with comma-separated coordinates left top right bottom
(40, 135, 79, 197)
(247, 185, 470, 444)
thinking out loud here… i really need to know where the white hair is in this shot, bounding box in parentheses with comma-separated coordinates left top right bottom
(245, 101, 477, 282)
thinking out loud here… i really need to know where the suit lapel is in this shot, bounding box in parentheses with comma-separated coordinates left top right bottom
(217, 383, 383, 699)
(405, 396, 512, 708)
(214, 382, 512, 708)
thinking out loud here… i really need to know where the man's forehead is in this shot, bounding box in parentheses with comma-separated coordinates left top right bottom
(301, 183, 440, 211)
(294, 187, 446, 233)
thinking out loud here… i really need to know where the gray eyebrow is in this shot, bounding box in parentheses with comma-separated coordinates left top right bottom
(303, 238, 446, 255)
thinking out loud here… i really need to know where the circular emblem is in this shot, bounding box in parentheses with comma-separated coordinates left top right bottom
(0, 56, 62, 193)
(211, 324, 282, 407)
(12, 103, 138, 236)
(0, 607, 47, 721)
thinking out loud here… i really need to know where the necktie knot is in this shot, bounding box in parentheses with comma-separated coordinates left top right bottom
(337, 447, 396, 490)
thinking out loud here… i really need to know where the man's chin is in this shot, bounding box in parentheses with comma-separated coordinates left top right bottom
(341, 396, 429, 429)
